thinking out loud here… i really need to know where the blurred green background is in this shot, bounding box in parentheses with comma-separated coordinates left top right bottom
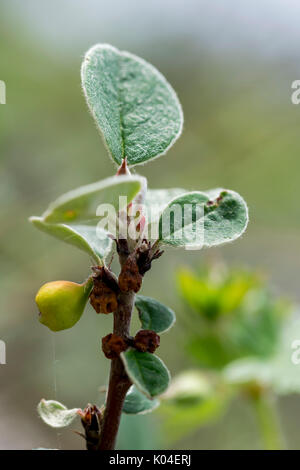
(1, 0, 300, 449)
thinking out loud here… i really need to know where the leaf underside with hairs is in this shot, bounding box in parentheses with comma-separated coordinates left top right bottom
(37, 399, 80, 428)
(81, 44, 183, 166)
(42, 175, 143, 224)
(123, 385, 160, 414)
(135, 295, 176, 334)
(30, 217, 111, 265)
(121, 349, 170, 398)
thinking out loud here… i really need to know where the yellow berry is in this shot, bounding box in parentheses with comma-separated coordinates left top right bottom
(35, 278, 92, 332)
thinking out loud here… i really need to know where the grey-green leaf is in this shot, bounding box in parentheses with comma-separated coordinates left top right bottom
(81, 44, 183, 166)
(158, 191, 208, 248)
(204, 189, 248, 247)
(121, 349, 170, 398)
(158, 189, 248, 249)
(123, 385, 160, 415)
(37, 399, 80, 428)
(145, 188, 185, 224)
(135, 295, 176, 334)
(29, 217, 112, 265)
(224, 314, 300, 395)
(43, 175, 143, 224)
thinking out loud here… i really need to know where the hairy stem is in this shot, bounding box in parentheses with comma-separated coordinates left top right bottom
(98, 290, 135, 450)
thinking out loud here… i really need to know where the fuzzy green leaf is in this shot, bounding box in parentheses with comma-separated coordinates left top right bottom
(145, 188, 185, 223)
(42, 175, 143, 224)
(37, 399, 80, 428)
(203, 189, 248, 247)
(158, 189, 248, 248)
(81, 44, 183, 166)
(135, 295, 176, 334)
(121, 349, 170, 398)
(158, 191, 208, 247)
(29, 217, 111, 265)
(123, 385, 160, 415)
(224, 314, 300, 395)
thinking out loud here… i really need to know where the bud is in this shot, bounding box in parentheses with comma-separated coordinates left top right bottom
(134, 330, 160, 353)
(78, 404, 103, 451)
(118, 254, 142, 293)
(36, 278, 92, 332)
(116, 157, 131, 176)
(89, 266, 119, 314)
(102, 333, 128, 359)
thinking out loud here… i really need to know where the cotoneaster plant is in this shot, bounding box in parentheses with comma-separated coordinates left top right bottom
(30, 44, 248, 450)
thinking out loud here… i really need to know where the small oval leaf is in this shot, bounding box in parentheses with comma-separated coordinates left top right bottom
(158, 191, 208, 248)
(43, 175, 143, 224)
(37, 399, 80, 428)
(203, 189, 248, 247)
(158, 189, 248, 249)
(145, 188, 185, 224)
(30, 217, 112, 264)
(81, 44, 183, 166)
(135, 295, 176, 334)
(123, 385, 160, 415)
(121, 349, 170, 398)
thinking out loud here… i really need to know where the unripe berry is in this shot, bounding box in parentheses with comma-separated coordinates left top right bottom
(35, 278, 92, 332)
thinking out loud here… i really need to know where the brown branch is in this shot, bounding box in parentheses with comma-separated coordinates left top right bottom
(97, 290, 135, 450)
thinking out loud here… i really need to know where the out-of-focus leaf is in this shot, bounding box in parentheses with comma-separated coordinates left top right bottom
(42, 175, 143, 224)
(81, 44, 183, 166)
(187, 333, 238, 370)
(160, 398, 227, 443)
(220, 274, 260, 314)
(123, 385, 160, 415)
(177, 266, 260, 320)
(186, 295, 286, 368)
(225, 313, 300, 395)
(135, 295, 176, 334)
(162, 370, 213, 406)
(121, 349, 170, 398)
(229, 291, 285, 359)
(160, 371, 230, 442)
(177, 268, 221, 320)
(37, 399, 80, 428)
(30, 217, 111, 264)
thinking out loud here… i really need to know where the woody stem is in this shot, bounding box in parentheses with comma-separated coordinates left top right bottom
(97, 290, 135, 450)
